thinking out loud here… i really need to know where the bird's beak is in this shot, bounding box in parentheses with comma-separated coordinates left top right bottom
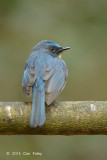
(58, 47, 70, 52)
(61, 47, 70, 51)
(58, 47, 70, 58)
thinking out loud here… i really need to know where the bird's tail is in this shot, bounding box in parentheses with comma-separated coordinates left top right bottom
(29, 77, 45, 128)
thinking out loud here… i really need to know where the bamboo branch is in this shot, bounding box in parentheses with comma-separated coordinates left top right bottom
(0, 101, 107, 135)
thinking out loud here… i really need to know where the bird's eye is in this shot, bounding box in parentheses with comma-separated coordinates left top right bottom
(50, 47, 55, 52)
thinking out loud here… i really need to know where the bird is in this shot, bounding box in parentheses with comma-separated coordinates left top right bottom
(22, 40, 70, 128)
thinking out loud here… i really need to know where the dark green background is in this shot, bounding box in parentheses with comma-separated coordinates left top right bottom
(0, 0, 107, 160)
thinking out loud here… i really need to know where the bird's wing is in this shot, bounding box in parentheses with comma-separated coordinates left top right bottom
(22, 62, 36, 97)
(44, 58, 68, 105)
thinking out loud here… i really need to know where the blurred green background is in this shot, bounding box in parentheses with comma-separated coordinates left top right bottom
(0, 0, 107, 160)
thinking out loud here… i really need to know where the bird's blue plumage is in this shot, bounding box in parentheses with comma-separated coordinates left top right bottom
(30, 77, 45, 127)
(22, 40, 70, 127)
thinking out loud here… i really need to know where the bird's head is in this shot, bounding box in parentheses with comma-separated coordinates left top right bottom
(33, 40, 70, 58)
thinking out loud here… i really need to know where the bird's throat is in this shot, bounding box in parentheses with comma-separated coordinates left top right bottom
(58, 54, 62, 58)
